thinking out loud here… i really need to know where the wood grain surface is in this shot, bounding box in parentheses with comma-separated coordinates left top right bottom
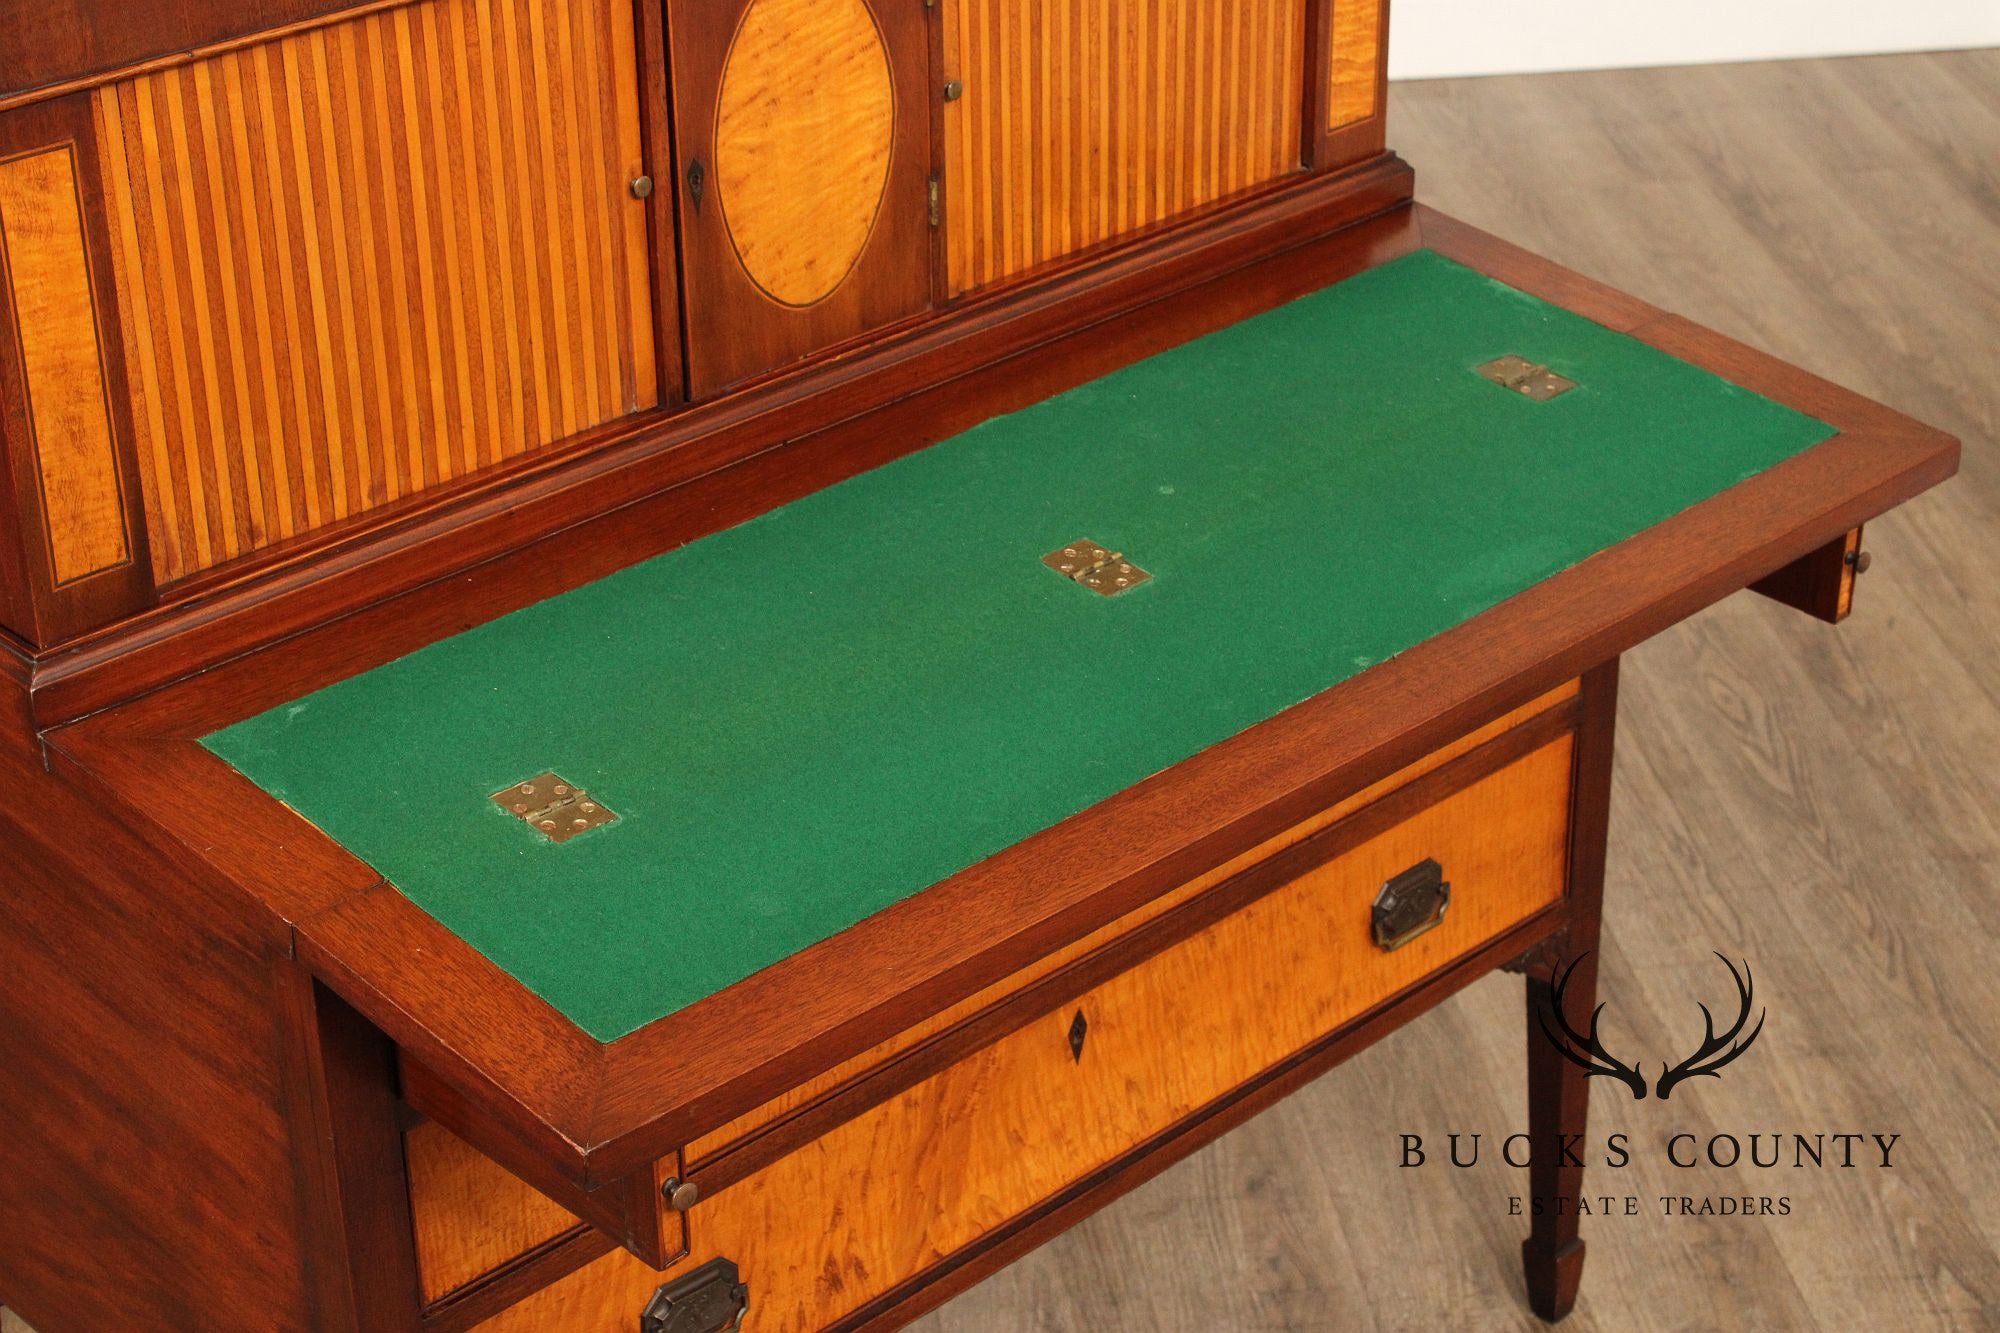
(1325, 0, 1381, 129)
(713, 0, 895, 308)
(406, 1118, 581, 1305)
(88, 0, 658, 582)
(910, 48, 2000, 1333)
(0, 718, 317, 1330)
(670, 0, 934, 395)
(0, 144, 130, 583)
(939, 0, 1308, 296)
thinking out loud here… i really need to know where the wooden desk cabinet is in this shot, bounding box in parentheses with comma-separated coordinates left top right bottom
(0, 3, 1956, 1332)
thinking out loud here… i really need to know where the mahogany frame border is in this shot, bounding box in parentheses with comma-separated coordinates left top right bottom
(42, 205, 1959, 1227)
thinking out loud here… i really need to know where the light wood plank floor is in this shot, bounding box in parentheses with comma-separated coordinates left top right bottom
(914, 49, 2000, 1333)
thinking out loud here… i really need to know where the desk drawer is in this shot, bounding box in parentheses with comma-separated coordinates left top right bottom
(467, 730, 1573, 1331)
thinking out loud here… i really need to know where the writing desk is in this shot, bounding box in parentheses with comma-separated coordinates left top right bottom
(0, 4, 1957, 1329)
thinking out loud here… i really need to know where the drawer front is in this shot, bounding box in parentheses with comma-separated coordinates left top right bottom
(473, 734, 1573, 1331)
(406, 1118, 582, 1306)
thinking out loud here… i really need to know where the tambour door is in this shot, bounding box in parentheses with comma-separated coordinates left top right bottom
(937, 0, 1312, 298)
(667, 0, 935, 396)
(80, 0, 669, 589)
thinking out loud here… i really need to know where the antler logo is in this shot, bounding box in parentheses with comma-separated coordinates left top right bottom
(1534, 952, 1766, 1101)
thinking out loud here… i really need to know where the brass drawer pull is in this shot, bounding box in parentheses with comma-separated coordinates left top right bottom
(1372, 859, 1451, 951)
(641, 1257, 748, 1333)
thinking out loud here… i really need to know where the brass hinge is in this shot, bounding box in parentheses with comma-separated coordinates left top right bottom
(1475, 355, 1576, 402)
(1043, 538, 1150, 596)
(927, 174, 941, 228)
(491, 772, 619, 844)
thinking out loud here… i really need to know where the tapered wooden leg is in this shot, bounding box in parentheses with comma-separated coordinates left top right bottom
(1521, 959, 1593, 1321)
(1520, 657, 1619, 1322)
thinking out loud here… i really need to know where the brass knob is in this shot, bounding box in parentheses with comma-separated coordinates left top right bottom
(630, 174, 654, 200)
(1849, 550, 1872, 575)
(943, 79, 963, 102)
(661, 1177, 699, 1212)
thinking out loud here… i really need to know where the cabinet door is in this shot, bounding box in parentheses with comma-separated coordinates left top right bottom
(669, 0, 934, 396)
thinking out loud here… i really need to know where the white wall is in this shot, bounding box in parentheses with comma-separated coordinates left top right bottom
(1389, 0, 2000, 80)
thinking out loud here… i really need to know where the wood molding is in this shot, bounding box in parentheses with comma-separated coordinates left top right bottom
(0, 2, 418, 111)
(420, 1225, 617, 1333)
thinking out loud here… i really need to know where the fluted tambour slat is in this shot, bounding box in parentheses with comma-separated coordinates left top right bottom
(90, 0, 657, 583)
(941, 0, 1308, 298)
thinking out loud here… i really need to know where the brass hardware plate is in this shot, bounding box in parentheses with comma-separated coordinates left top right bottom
(1476, 354, 1576, 402)
(640, 1258, 748, 1333)
(1372, 858, 1451, 951)
(1043, 538, 1150, 596)
(492, 772, 618, 844)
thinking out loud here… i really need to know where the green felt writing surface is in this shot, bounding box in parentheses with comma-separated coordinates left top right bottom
(205, 250, 1833, 1041)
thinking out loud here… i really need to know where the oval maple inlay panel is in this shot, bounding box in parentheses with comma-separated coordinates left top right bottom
(714, 0, 895, 307)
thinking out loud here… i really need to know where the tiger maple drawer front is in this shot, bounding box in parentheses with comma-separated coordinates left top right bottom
(406, 1119, 583, 1307)
(473, 735, 1574, 1332)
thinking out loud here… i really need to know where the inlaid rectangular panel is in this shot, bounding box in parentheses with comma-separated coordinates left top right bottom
(90, 0, 659, 583)
(940, 0, 1309, 297)
(0, 144, 132, 584)
(1328, 0, 1384, 129)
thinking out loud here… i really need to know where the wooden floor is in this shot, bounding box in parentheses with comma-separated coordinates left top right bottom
(914, 50, 2000, 1333)
(4, 48, 1992, 1333)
